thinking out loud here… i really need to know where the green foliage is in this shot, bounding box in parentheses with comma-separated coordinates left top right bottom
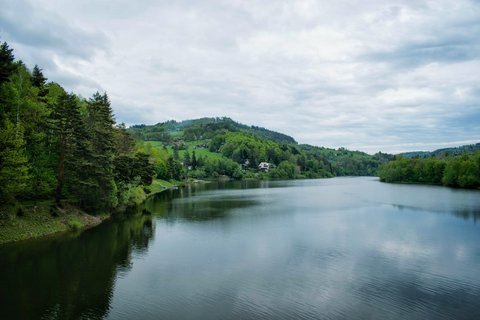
(127, 123, 172, 142)
(31, 65, 47, 88)
(128, 117, 297, 144)
(68, 218, 83, 231)
(114, 123, 136, 155)
(442, 154, 480, 188)
(114, 153, 156, 186)
(128, 118, 391, 180)
(378, 152, 480, 189)
(183, 150, 191, 166)
(200, 157, 238, 177)
(400, 143, 480, 159)
(232, 167, 244, 180)
(165, 157, 184, 180)
(0, 120, 30, 203)
(0, 41, 16, 84)
(191, 150, 197, 169)
(116, 183, 147, 208)
(269, 161, 296, 179)
(0, 41, 156, 213)
(219, 132, 270, 167)
(51, 91, 89, 205)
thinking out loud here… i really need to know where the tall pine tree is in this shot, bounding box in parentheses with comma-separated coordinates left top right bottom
(0, 42, 16, 85)
(84, 92, 117, 211)
(51, 92, 90, 206)
(31, 65, 47, 88)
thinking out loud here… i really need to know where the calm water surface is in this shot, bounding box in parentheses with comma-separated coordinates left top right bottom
(1, 177, 480, 319)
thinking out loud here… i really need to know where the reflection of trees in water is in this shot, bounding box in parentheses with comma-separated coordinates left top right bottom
(392, 204, 480, 223)
(451, 209, 480, 223)
(0, 214, 154, 320)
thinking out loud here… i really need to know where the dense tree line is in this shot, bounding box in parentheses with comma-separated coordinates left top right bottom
(377, 152, 480, 188)
(0, 41, 155, 212)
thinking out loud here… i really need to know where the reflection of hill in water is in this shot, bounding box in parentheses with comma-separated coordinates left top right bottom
(144, 187, 262, 221)
(0, 215, 155, 320)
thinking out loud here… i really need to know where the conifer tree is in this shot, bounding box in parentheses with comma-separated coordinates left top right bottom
(31, 65, 47, 88)
(192, 150, 197, 169)
(31, 65, 48, 97)
(51, 92, 90, 205)
(0, 42, 16, 84)
(183, 150, 191, 167)
(84, 92, 117, 210)
(173, 146, 180, 160)
(0, 119, 30, 203)
(114, 123, 135, 155)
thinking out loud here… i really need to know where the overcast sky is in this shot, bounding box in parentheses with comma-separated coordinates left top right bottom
(1, 0, 479, 153)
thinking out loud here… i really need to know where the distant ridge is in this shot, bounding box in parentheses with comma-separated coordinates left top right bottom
(400, 143, 480, 158)
(129, 117, 297, 144)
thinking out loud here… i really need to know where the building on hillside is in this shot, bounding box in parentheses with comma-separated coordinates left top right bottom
(258, 162, 270, 171)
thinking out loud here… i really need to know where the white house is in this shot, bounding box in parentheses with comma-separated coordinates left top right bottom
(258, 162, 270, 171)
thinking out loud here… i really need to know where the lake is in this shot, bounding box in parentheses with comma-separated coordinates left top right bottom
(1, 177, 480, 319)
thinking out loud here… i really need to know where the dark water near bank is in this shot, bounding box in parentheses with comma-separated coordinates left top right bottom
(1, 177, 480, 319)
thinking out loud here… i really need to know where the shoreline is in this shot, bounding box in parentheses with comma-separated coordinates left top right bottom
(0, 183, 179, 246)
(0, 203, 109, 245)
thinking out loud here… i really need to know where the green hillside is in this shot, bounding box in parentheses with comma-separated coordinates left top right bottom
(129, 118, 392, 180)
(128, 117, 297, 144)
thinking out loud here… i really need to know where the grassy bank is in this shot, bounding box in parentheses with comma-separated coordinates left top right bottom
(0, 179, 183, 245)
(0, 202, 109, 245)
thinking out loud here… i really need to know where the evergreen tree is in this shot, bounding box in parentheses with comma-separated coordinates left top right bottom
(133, 153, 155, 185)
(84, 92, 117, 210)
(0, 119, 30, 203)
(173, 146, 179, 160)
(31, 65, 47, 88)
(0, 42, 16, 84)
(51, 92, 90, 205)
(114, 123, 135, 155)
(191, 150, 197, 169)
(183, 150, 191, 167)
(166, 157, 183, 180)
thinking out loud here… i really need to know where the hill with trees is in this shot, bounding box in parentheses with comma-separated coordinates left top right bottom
(128, 117, 297, 144)
(128, 118, 392, 180)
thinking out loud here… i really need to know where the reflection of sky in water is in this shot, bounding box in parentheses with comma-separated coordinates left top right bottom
(109, 178, 480, 319)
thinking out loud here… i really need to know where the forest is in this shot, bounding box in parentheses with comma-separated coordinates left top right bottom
(0, 41, 156, 212)
(377, 152, 480, 188)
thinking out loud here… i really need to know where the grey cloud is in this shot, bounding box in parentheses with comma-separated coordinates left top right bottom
(0, 0, 109, 60)
(364, 38, 480, 68)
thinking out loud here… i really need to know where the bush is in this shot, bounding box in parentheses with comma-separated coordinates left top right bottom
(68, 218, 83, 231)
